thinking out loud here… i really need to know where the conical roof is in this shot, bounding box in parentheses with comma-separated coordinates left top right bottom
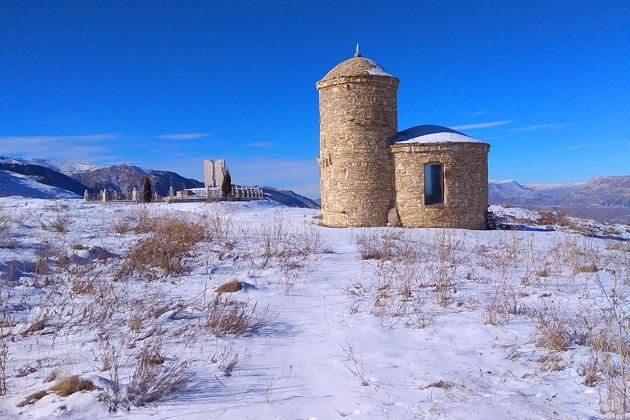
(318, 46, 396, 83)
(320, 57, 395, 81)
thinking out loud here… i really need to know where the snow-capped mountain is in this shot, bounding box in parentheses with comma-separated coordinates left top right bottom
(489, 177, 630, 222)
(0, 156, 320, 208)
(488, 180, 552, 205)
(0, 156, 202, 197)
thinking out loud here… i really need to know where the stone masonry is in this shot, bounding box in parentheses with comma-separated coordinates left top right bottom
(317, 48, 490, 229)
(316, 52, 399, 227)
(392, 142, 490, 229)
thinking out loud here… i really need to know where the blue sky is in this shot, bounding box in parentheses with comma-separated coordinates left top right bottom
(1, 0, 628, 198)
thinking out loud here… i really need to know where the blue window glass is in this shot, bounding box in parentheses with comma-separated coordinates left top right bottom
(425, 164, 443, 205)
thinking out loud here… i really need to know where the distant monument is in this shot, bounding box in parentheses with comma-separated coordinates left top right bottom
(204, 160, 216, 188)
(204, 159, 228, 189)
(216, 159, 227, 189)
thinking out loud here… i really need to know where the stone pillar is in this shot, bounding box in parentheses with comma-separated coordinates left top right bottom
(216, 159, 227, 188)
(204, 159, 216, 188)
(132, 187, 138, 202)
(169, 186, 174, 198)
(84, 190, 89, 202)
(101, 189, 107, 202)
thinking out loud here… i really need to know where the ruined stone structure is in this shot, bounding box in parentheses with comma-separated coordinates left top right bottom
(316, 47, 490, 229)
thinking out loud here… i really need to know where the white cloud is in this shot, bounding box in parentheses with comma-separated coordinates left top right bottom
(513, 124, 567, 131)
(450, 120, 514, 130)
(245, 142, 273, 148)
(554, 145, 585, 151)
(157, 133, 209, 140)
(0, 134, 115, 161)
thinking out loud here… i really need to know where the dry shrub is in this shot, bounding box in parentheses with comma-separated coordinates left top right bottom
(579, 355, 599, 387)
(47, 202, 71, 233)
(431, 230, 462, 307)
(71, 277, 97, 295)
(591, 269, 630, 419)
(205, 206, 233, 242)
(0, 323, 7, 396)
(536, 309, 571, 351)
(483, 283, 520, 325)
(112, 218, 133, 234)
(537, 210, 567, 226)
(204, 295, 264, 337)
(355, 229, 398, 261)
(26, 319, 46, 334)
(116, 214, 206, 281)
(215, 280, 243, 293)
(49, 375, 96, 397)
(573, 263, 598, 275)
(535, 302, 588, 352)
(538, 353, 565, 372)
(258, 210, 289, 261)
(125, 347, 189, 407)
(341, 342, 369, 386)
(16, 390, 48, 407)
(291, 220, 325, 257)
(0, 213, 18, 249)
(128, 309, 144, 332)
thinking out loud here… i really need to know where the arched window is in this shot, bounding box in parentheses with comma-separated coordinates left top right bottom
(424, 163, 443, 205)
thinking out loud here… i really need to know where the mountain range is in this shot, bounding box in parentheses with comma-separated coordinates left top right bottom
(489, 177, 630, 222)
(0, 156, 319, 209)
(1, 156, 627, 218)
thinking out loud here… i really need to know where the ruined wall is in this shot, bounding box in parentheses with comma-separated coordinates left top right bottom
(317, 75, 399, 227)
(392, 142, 490, 229)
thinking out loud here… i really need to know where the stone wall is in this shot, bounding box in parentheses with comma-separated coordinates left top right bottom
(392, 142, 490, 229)
(317, 75, 399, 227)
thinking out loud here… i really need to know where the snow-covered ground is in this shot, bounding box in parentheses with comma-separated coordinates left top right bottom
(0, 198, 628, 419)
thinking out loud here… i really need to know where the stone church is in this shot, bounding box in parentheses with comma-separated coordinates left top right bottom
(316, 47, 490, 229)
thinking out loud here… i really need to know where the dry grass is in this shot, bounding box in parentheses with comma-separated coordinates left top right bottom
(573, 263, 598, 275)
(16, 390, 48, 407)
(355, 229, 397, 261)
(49, 375, 96, 397)
(115, 214, 206, 281)
(125, 347, 190, 407)
(112, 218, 134, 234)
(215, 280, 243, 293)
(536, 306, 572, 351)
(204, 295, 264, 337)
(538, 352, 565, 372)
(0, 212, 18, 249)
(341, 342, 369, 386)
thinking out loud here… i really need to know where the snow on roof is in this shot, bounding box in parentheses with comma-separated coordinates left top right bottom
(319, 57, 395, 82)
(393, 125, 486, 145)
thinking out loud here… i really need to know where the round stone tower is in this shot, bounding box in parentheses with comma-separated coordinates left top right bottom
(316, 47, 399, 227)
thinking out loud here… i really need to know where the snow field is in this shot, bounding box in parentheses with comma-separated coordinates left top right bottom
(0, 197, 628, 419)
